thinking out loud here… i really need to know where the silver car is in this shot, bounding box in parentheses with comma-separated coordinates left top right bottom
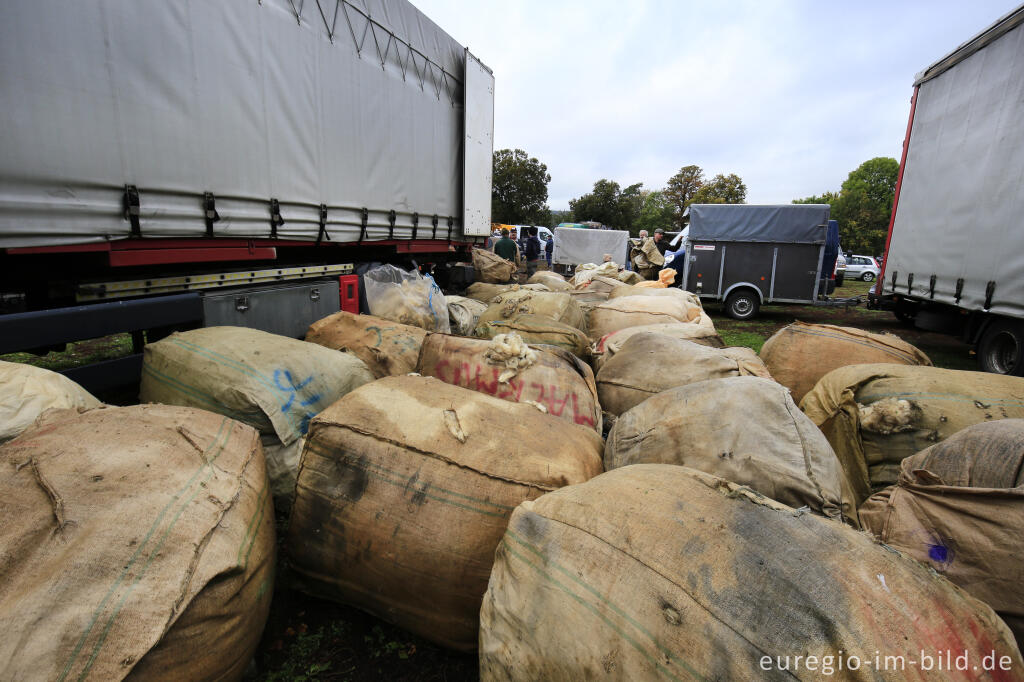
(845, 254, 881, 281)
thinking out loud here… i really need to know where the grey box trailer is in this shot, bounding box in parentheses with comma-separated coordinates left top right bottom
(0, 0, 494, 390)
(870, 6, 1024, 375)
(680, 204, 848, 319)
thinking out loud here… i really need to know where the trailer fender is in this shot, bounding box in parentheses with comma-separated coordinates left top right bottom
(722, 282, 764, 303)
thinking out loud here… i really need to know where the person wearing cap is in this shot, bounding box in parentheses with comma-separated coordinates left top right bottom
(493, 227, 521, 267)
(654, 228, 670, 256)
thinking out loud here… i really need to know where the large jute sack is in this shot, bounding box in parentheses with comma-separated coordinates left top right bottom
(605, 377, 855, 523)
(446, 295, 490, 336)
(465, 282, 549, 303)
(569, 262, 620, 288)
(860, 419, 1024, 647)
(306, 310, 427, 378)
(527, 271, 570, 291)
(481, 464, 1021, 681)
(141, 326, 374, 503)
(416, 333, 601, 432)
(761, 321, 932, 404)
(476, 289, 587, 333)
(287, 376, 603, 651)
(0, 405, 275, 681)
(591, 322, 725, 372)
(472, 247, 517, 283)
(0, 360, 101, 443)
(607, 284, 703, 310)
(577, 274, 628, 294)
(596, 334, 772, 417)
(587, 294, 702, 341)
(801, 364, 1024, 506)
(474, 314, 592, 358)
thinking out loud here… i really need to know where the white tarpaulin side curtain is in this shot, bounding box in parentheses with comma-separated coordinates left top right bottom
(0, 0, 467, 248)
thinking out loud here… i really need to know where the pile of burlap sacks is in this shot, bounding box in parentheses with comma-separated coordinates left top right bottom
(2, 267, 1022, 680)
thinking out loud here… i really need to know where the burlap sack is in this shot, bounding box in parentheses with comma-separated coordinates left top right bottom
(0, 405, 274, 681)
(587, 294, 703, 341)
(446, 295, 490, 336)
(476, 289, 587, 333)
(591, 322, 725, 373)
(607, 284, 703, 309)
(287, 376, 603, 651)
(480, 465, 1020, 681)
(474, 314, 592, 359)
(306, 310, 427, 378)
(0, 361, 102, 443)
(761, 321, 932, 404)
(141, 326, 374, 502)
(527, 271, 570, 291)
(596, 334, 772, 416)
(801, 364, 1024, 506)
(472, 247, 517, 283)
(569, 263, 620, 288)
(860, 420, 1024, 647)
(605, 377, 855, 523)
(616, 270, 644, 285)
(465, 282, 549, 303)
(417, 333, 601, 432)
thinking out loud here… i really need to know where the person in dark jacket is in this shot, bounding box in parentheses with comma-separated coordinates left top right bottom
(545, 233, 554, 268)
(654, 228, 670, 256)
(493, 228, 520, 271)
(523, 226, 542, 278)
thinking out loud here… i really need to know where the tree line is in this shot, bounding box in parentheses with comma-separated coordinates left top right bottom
(492, 147, 898, 251)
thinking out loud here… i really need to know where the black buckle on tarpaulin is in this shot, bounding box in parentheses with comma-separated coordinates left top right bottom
(203, 192, 220, 237)
(984, 281, 995, 310)
(388, 210, 396, 240)
(928, 275, 936, 299)
(446, 216, 453, 242)
(123, 185, 141, 237)
(358, 208, 369, 244)
(431, 214, 439, 239)
(269, 198, 284, 238)
(411, 212, 419, 240)
(315, 204, 329, 245)
(955, 278, 964, 303)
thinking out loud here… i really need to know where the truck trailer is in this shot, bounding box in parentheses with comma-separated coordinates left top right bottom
(869, 6, 1024, 375)
(0, 0, 494, 391)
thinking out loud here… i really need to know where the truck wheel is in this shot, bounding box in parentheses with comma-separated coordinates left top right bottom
(861, 272, 875, 282)
(725, 290, 760, 320)
(978, 320, 1024, 376)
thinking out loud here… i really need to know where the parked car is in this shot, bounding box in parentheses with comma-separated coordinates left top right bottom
(846, 254, 881, 281)
(834, 252, 847, 286)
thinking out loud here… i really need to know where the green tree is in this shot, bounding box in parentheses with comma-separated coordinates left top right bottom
(834, 157, 898, 255)
(569, 179, 643, 230)
(691, 173, 747, 205)
(491, 149, 552, 225)
(549, 209, 573, 226)
(792, 191, 840, 206)
(634, 189, 675, 235)
(665, 165, 705, 228)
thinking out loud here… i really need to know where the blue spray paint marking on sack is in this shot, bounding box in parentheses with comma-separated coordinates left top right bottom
(426, 274, 441, 330)
(274, 369, 321, 435)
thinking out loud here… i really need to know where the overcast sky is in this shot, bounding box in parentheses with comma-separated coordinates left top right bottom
(414, 0, 1019, 209)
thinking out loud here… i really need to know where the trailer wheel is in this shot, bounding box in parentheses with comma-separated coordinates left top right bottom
(725, 289, 760, 320)
(978, 319, 1024, 376)
(861, 272, 875, 282)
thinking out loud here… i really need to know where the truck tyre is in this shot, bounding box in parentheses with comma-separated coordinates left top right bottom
(978, 319, 1024, 376)
(725, 289, 760, 320)
(861, 272, 875, 282)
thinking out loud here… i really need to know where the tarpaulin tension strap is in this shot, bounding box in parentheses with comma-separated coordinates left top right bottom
(431, 214, 439, 239)
(411, 212, 419, 240)
(388, 210, 396, 240)
(269, 198, 284, 238)
(316, 204, 329, 245)
(204, 192, 220, 237)
(446, 216, 453, 242)
(358, 207, 369, 244)
(123, 185, 141, 237)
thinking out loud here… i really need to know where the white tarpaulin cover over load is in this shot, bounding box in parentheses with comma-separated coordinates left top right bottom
(0, 0, 472, 247)
(688, 204, 830, 244)
(884, 9, 1024, 318)
(552, 227, 629, 266)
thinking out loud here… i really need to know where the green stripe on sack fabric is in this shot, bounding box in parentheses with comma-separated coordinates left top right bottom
(239, 479, 272, 569)
(500, 531, 702, 682)
(141, 364, 266, 423)
(58, 418, 234, 681)
(304, 440, 516, 516)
